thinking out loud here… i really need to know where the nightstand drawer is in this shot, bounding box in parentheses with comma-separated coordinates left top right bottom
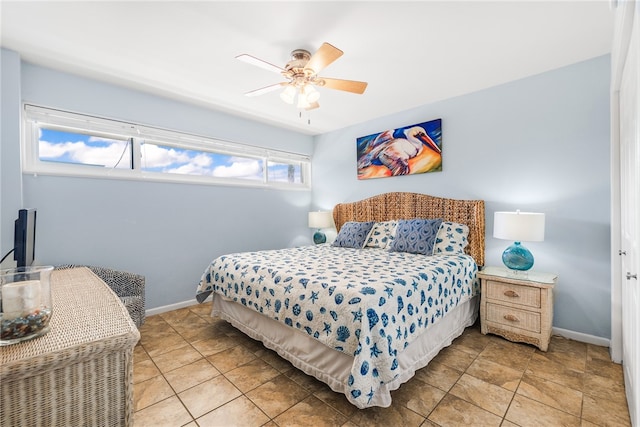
(485, 280, 541, 308)
(486, 303, 541, 333)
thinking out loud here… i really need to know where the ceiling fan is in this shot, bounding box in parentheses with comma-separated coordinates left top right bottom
(236, 42, 368, 110)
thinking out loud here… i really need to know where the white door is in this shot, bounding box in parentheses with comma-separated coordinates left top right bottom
(620, 7, 640, 425)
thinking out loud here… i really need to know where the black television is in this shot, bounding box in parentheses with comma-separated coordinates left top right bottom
(14, 208, 37, 268)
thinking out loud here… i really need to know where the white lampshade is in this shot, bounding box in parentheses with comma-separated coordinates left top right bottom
(297, 89, 311, 109)
(308, 211, 333, 229)
(303, 85, 320, 103)
(280, 85, 296, 104)
(494, 211, 545, 242)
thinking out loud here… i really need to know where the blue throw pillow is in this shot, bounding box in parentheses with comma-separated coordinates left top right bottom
(389, 218, 443, 255)
(332, 221, 375, 248)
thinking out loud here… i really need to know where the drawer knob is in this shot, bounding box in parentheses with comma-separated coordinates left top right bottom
(503, 314, 520, 322)
(504, 290, 520, 298)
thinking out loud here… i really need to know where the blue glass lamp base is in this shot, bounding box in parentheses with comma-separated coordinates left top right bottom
(313, 230, 326, 244)
(502, 241, 534, 271)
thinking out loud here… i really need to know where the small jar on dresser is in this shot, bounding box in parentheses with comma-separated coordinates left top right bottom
(478, 266, 557, 351)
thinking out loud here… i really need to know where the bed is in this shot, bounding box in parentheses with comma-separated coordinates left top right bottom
(196, 192, 485, 408)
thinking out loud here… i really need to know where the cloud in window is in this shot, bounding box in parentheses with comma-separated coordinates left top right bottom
(142, 144, 192, 168)
(144, 145, 261, 179)
(39, 139, 129, 167)
(166, 153, 214, 175)
(213, 158, 262, 178)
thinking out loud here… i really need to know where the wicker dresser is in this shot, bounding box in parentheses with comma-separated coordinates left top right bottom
(479, 266, 556, 351)
(1, 267, 140, 426)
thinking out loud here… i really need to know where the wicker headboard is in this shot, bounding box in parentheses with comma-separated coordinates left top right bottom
(333, 192, 485, 266)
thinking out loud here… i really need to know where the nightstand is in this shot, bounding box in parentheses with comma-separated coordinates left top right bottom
(478, 266, 556, 351)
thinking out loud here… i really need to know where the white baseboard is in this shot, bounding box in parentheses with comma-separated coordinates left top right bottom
(145, 298, 204, 316)
(552, 326, 611, 348)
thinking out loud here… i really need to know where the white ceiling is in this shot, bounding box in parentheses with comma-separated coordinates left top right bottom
(1, 1, 614, 136)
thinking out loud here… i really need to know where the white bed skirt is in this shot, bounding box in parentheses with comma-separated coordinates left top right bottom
(212, 294, 478, 408)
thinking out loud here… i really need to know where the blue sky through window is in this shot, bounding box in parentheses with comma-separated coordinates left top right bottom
(39, 127, 303, 183)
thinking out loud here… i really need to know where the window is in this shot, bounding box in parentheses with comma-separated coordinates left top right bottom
(23, 105, 311, 189)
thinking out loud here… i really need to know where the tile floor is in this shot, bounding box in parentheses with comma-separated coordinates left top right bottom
(133, 302, 631, 426)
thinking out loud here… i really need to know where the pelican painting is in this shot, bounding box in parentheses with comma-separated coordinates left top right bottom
(356, 119, 442, 180)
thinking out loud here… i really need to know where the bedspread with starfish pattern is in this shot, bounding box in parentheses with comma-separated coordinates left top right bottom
(196, 245, 478, 408)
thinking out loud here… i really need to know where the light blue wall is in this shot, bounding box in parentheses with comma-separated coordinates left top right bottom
(1, 49, 314, 309)
(312, 55, 611, 339)
(1, 49, 23, 258)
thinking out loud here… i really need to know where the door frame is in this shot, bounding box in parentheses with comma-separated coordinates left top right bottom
(610, 0, 636, 364)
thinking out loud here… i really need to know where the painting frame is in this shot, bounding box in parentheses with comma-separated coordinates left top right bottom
(356, 118, 442, 180)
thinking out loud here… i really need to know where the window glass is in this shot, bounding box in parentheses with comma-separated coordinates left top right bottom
(39, 128, 131, 169)
(141, 142, 263, 181)
(267, 161, 303, 184)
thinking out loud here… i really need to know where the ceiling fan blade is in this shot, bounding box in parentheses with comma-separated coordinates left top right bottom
(236, 54, 284, 74)
(305, 102, 319, 111)
(244, 82, 288, 97)
(319, 78, 368, 94)
(305, 42, 343, 75)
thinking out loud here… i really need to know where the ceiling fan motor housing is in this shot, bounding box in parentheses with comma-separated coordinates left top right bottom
(283, 49, 318, 85)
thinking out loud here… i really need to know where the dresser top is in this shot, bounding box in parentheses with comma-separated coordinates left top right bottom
(1, 267, 139, 377)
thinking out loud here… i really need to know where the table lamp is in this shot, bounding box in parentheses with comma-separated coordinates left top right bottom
(493, 210, 545, 271)
(308, 211, 332, 244)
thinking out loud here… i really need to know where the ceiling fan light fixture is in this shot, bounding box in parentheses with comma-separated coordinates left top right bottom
(303, 84, 320, 103)
(297, 89, 311, 109)
(280, 85, 296, 104)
